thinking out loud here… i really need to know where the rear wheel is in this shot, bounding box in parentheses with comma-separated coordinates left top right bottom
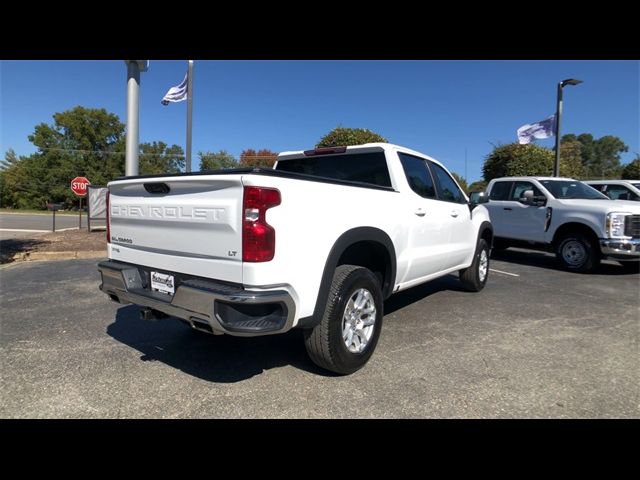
(459, 238, 490, 292)
(304, 265, 383, 375)
(556, 233, 600, 273)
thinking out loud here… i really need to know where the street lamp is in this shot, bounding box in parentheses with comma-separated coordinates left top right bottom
(553, 78, 583, 177)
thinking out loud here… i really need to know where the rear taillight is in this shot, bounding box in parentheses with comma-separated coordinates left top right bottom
(106, 191, 110, 243)
(242, 186, 281, 262)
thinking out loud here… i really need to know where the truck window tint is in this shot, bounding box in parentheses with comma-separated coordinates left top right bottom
(511, 181, 543, 200)
(489, 181, 512, 200)
(276, 152, 391, 187)
(398, 153, 436, 199)
(429, 162, 466, 203)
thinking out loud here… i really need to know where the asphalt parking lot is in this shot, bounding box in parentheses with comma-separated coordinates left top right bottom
(1, 250, 638, 418)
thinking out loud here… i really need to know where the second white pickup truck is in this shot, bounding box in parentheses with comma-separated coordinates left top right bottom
(484, 176, 640, 273)
(98, 143, 493, 374)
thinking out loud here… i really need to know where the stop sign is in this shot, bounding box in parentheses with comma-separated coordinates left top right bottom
(71, 176, 91, 196)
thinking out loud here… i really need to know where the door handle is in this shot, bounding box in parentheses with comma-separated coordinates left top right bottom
(450, 210, 459, 218)
(415, 208, 426, 217)
(503, 207, 512, 211)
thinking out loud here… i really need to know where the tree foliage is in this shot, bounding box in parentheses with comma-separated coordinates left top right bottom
(467, 180, 487, 193)
(621, 155, 640, 180)
(1, 106, 187, 209)
(482, 143, 554, 181)
(1, 107, 127, 209)
(482, 141, 584, 182)
(316, 127, 387, 148)
(558, 139, 585, 179)
(139, 141, 184, 175)
(450, 172, 468, 193)
(239, 149, 277, 168)
(561, 133, 628, 179)
(199, 150, 238, 171)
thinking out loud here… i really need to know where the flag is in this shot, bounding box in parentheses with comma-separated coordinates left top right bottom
(517, 115, 556, 144)
(161, 73, 188, 105)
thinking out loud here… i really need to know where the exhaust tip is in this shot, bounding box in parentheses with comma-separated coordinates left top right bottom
(139, 307, 168, 321)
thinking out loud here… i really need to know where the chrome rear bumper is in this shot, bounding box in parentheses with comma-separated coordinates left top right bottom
(98, 260, 296, 336)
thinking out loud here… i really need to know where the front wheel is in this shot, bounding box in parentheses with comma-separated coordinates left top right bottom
(556, 233, 600, 273)
(304, 265, 383, 375)
(459, 238, 490, 292)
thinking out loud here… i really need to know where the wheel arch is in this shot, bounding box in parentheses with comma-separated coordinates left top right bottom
(552, 222, 600, 249)
(478, 220, 493, 248)
(296, 227, 396, 329)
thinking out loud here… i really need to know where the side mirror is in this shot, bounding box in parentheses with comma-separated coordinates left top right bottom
(470, 191, 488, 204)
(469, 191, 488, 209)
(520, 190, 547, 206)
(520, 190, 535, 204)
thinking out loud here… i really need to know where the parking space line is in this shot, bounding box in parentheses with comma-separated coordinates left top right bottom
(489, 268, 520, 277)
(0, 228, 50, 233)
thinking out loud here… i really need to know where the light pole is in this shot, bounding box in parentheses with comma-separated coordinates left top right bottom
(124, 60, 149, 177)
(554, 78, 583, 177)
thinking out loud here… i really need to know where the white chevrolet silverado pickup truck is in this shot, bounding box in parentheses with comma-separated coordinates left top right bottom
(98, 143, 493, 374)
(484, 176, 640, 272)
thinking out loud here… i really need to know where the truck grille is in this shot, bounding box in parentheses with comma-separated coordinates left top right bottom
(625, 215, 640, 238)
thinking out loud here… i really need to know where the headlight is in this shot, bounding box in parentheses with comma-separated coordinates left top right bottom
(606, 212, 630, 238)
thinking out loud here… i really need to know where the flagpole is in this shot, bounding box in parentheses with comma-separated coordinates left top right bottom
(186, 60, 194, 173)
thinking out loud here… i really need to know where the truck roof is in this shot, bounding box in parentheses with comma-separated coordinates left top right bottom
(489, 176, 578, 182)
(277, 142, 447, 170)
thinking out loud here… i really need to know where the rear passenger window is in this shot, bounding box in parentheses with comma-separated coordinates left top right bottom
(489, 182, 512, 200)
(428, 162, 466, 203)
(398, 153, 436, 199)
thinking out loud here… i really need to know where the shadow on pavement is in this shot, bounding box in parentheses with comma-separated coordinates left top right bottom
(107, 274, 493, 383)
(491, 248, 639, 275)
(384, 274, 467, 315)
(0, 237, 48, 263)
(107, 305, 335, 383)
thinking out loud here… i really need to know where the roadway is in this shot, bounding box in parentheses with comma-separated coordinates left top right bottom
(0, 213, 104, 240)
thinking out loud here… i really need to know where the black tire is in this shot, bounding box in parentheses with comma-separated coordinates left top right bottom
(459, 238, 490, 292)
(555, 233, 600, 273)
(304, 265, 383, 375)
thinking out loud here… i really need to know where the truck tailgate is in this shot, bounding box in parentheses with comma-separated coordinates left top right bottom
(108, 175, 243, 283)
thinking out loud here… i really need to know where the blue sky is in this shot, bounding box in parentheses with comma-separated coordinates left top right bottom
(1, 60, 638, 182)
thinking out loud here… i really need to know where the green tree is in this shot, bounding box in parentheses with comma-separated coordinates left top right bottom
(482, 143, 554, 182)
(11, 105, 128, 208)
(199, 150, 238, 171)
(450, 172, 469, 193)
(558, 139, 585, 179)
(239, 149, 278, 168)
(139, 141, 184, 175)
(0, 148, 20, 171)
(561, 133, 628, 178)
(621, 155, 640, 179)
(468, 180, 487, 193)
(316, 127, 387, 147)
(0, 150, 26, 207)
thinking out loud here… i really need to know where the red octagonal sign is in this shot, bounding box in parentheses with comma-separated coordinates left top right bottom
(71, 176, 91, 196)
